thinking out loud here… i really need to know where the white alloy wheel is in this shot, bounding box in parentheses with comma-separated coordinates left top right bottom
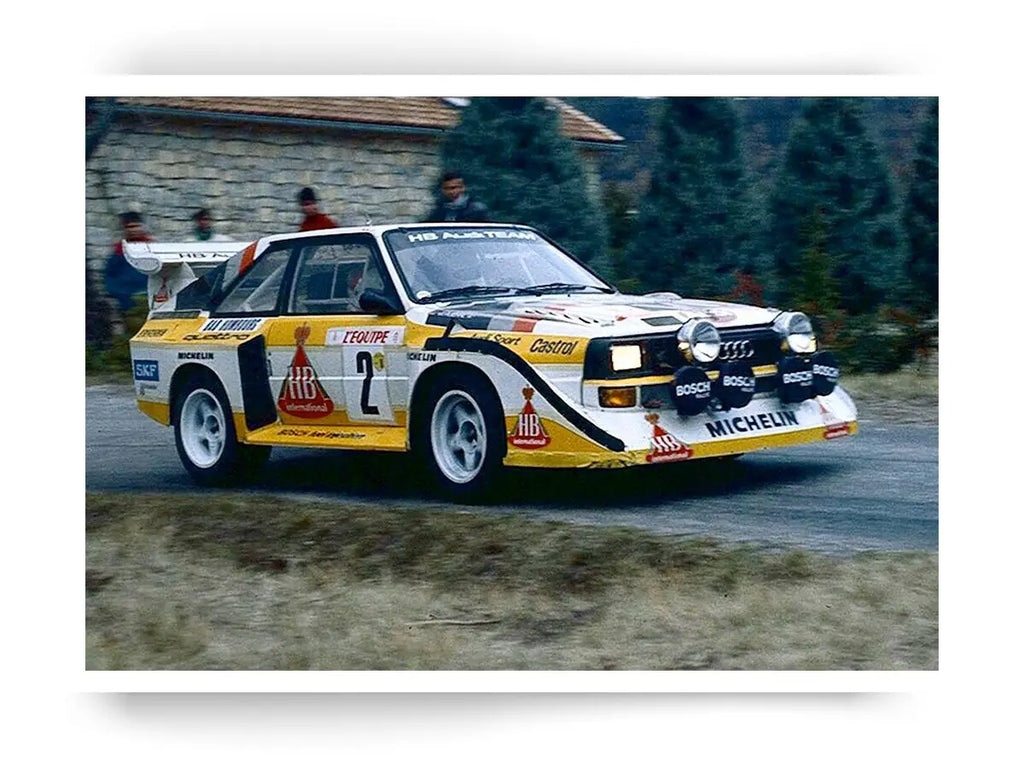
(179, 387, 227, 469)
(430, 390, 488, 484)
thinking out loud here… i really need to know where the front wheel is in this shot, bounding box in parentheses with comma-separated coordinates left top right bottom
(173, 372, 270, 485)
(418, 373, 505, 501)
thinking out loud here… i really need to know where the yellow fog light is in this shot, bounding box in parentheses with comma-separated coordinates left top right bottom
(599, 386, 637, 408)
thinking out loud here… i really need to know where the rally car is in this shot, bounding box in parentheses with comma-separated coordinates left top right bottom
(124, 223, 857, 499)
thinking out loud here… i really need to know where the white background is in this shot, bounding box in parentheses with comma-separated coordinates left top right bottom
(5, 1, 1020, 764)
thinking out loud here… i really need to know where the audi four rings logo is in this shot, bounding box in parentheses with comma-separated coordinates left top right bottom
(719, 340, 754, 361)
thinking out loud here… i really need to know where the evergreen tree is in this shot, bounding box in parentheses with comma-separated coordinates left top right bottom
(439, 98, 608, 264)
(903, 99, 938, 313)
(767, 98, 905, 314)
(624, 98, 753, 298)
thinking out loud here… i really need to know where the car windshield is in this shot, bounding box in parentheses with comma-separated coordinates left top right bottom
(383, 227, 613, 302)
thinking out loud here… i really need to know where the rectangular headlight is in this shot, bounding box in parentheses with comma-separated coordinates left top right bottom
(610, 344, 642, 372)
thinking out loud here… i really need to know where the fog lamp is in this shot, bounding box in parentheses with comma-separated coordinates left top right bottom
(599, 386, 638, 408)
(774, 311, 818, 354)
(677, 319, 721, 363)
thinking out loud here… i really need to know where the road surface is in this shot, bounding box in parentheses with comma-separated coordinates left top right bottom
(86, 384, 938, 555)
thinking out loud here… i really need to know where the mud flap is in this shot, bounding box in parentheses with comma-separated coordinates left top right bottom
(237, 336, 277, 431)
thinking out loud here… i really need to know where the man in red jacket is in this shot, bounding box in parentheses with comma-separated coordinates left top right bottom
(298, 187, 338, 231)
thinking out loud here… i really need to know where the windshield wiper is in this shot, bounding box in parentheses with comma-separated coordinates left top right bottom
(425, 285, 534, 301)
(521, 282, 616, 295)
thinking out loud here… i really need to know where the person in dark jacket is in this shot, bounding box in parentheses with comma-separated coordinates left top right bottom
(103, 211, 153, 313)
(298, 187, 338, 231)
(423, 171, 490, 223)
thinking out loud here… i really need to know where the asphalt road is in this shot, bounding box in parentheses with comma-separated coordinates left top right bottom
(86, 384, 938, 555)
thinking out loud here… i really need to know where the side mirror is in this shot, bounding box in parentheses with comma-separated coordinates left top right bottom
(358, 288, 403, 315)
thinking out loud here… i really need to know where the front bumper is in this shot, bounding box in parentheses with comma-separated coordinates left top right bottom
(502, 386, 857, 469)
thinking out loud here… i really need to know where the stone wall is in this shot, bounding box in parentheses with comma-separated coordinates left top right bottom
(86, 113, 608, 277)
(86, 116, 442, 274)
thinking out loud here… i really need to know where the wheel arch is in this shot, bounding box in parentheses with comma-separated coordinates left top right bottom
(408, 360, 507, 458)
(169, 363, 228, 420)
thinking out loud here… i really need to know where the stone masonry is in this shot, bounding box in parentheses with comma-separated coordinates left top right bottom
(86, 113, 606, 281)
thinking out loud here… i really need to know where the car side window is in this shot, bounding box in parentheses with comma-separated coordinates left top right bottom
(215, 246, 291, 314)
(289, 238, 387, 315)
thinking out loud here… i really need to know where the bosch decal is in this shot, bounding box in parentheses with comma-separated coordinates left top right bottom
(277, 324, 334, 418)
(133, 360, 160, 382)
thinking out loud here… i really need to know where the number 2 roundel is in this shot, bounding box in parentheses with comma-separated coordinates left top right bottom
(278, 324, 334, 418)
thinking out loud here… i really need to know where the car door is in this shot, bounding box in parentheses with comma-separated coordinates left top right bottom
(267, 234, 408, 427)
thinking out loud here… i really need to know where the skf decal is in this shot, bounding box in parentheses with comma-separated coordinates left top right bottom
(705, 410, 799, 438)
(277, 324, 334, 419)
(326, 326, 404, 346)
(819, 400, 852, 440)
(133, 359, 159, 382)
(508, 388, 551, 449)
(645, 413, 693, 463)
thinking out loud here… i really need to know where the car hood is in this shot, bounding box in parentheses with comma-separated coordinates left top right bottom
(412, 292, 780, 338)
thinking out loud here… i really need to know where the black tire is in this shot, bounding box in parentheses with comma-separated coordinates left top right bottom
(415, 370, 505, 502)
(172, 371, 270, 486)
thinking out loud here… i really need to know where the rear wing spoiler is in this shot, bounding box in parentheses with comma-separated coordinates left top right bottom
(122, 240, 253, 311)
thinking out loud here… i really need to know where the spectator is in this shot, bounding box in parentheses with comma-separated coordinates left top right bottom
(189, 207, 233, 242)
(423, 171, 490, 223)
(298, 187, 338, 231)
(103, 211, 153, 314)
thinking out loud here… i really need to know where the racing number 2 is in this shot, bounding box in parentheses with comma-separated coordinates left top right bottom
(356, 351, 380, 415)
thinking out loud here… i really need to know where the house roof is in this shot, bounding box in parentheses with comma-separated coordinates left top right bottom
(113, 96, 624, 145)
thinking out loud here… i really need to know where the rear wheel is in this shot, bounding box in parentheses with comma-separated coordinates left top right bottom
(417, 372, 505, 501)
(173, 372, 270, 485)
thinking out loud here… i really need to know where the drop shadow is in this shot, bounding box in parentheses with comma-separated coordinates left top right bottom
(251, 448, 841, 512)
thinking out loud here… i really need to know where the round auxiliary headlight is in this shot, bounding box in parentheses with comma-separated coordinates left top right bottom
(677, 319, 721, 363)
(775, 311, 817, 355)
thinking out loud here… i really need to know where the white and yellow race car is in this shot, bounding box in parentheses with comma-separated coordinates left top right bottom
(125, 223, 857, 499)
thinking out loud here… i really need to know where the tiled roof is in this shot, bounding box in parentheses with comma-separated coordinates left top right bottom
(114, 97, 623, 144)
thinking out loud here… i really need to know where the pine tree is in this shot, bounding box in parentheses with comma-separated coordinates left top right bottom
(438, 98, 608, 264)
(624, 98, 753, 298)
(767, 98, 905, 315)
(903, 99, 938, 314)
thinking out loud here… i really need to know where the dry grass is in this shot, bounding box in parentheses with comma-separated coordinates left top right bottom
(842, 368, 938, 424)
(85, 493, 937, 671)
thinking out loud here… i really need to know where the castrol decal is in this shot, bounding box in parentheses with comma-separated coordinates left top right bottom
(326, 326, 404, 346)
(508, 388, 551, 449)
(278, 324, 334, 419)
(645, 413, 693, 463)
